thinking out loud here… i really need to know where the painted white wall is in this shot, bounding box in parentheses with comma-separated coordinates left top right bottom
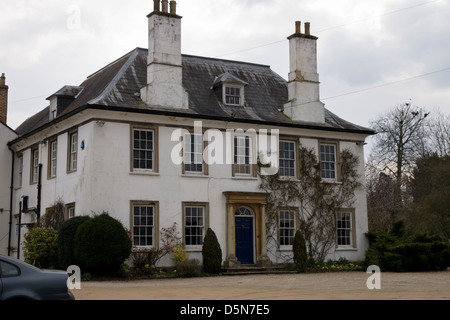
(9, 110, 371, 264)
(0, 124, 17, 255)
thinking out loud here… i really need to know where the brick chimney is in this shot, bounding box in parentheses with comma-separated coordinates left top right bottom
(283, 22, 325, 124)
(0, 73, 8, 125)
(140, 0, 189, 109)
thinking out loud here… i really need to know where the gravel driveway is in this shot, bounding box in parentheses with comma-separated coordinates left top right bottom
(73, 270, 450, 300)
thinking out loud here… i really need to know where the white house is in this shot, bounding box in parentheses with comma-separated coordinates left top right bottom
(5, 1, 374, 266)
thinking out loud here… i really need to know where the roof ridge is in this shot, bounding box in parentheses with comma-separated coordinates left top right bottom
(181, 53, 271, 69)
(87, 49, 141, 105)
(87, 48, 142, 80)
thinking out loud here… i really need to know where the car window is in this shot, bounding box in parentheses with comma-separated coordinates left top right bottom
(0, 261, 20, 277)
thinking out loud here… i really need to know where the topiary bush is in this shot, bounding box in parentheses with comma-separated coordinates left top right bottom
(74, 213, 132, 276)
(293, 230, 308, 270)
(57, 215, 91, 269)
(23, 227, 59, 269)
(202, 228, 222, 274)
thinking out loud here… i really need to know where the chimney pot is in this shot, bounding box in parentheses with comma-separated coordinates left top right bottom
(0, 73, 5, 86)
(305, 22, 311, 35)
(295, 21, 301, 34)
(162, 0, 168, 13)
(153, 0, 160, 12)
(170, 1, 177, 15)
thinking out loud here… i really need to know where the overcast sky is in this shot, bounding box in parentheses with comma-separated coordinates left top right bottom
(1, 0, 449, 150)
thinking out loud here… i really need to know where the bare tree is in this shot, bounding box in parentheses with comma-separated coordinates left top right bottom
(42, 198, 66, 230)
(370, 102, 429, 183)
(428, 108, 450, 157)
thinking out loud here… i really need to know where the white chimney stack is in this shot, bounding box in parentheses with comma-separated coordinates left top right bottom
(284, 21, 325, 123)
(140, 0, 189, 109)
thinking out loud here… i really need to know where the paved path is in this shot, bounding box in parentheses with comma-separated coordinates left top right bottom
(73, 270, 450, 300)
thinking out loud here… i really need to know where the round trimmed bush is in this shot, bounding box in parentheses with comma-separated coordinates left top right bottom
(57, 215, 91, 269)
(74, 213, 132, 276)
(202, 228, 222, 274)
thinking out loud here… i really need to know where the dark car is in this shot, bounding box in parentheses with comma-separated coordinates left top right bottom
(0, 254, 75, 300)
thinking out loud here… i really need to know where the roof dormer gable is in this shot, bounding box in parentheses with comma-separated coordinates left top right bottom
(212, 72, 248, 107)
(47, 86, 84, 120)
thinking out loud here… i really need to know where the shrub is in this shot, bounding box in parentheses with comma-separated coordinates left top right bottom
(293, 230, 308, 269)
(202, 228, 222, 274)
(172, 245, 188, 265)
(176, 259, 202, 277)
(57, 216, 91, 269)
(365, 221, 450, 272)
(130, 248, 161, 270)
(74, 213, 132, 276)
(23, 227, 59, 269)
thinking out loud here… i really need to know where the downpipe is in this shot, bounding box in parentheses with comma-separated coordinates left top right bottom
(7, 145, 14, 257)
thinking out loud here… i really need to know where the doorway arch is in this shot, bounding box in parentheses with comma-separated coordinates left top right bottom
(235, 207, 255, 264)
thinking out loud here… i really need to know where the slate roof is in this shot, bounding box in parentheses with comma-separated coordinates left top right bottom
(14, 48, 374, 138)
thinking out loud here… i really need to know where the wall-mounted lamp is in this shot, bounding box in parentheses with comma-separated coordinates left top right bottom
(96, 120, 106, 127)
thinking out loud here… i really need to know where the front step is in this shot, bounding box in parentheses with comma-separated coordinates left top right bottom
(222, 266, 296, 276)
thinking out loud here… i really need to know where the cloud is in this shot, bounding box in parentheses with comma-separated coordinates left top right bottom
(1, 0, 449, 131)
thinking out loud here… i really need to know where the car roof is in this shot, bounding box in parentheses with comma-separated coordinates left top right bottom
(0, 254, 42, 272)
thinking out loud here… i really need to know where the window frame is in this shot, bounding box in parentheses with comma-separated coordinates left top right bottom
(30, 146, 39, 185)
(130, 125, 159, 174)
(182, 202, 209, 250)
(319, 141, 340, 181)
(18, 154, 23, 188)
(67, 130, 78, 173)
(130, 201, 159, 249)
(232, 135, 257, 177)
(278, 208, 299, 250)
(183, 132, 207, 175)
(65, 203, 76, 220)
(48, 138, 58, 179)
(336, 209, 356, 249)
(223, 85, 244, 106)
(279, 139, 298, 179)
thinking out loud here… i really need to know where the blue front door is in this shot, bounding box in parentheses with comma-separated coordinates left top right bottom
(235, 216, 254, 265)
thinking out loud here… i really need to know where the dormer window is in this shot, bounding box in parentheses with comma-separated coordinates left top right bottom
(47, 85, 83, 121)
(212, 72, 248, 107)
(225, 86, 242, 106)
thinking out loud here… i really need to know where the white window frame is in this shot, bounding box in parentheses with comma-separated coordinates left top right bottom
(31, 148, 39, 184)
(49, 140, 57, 178)
(183, 204, 208, 249)
(18, 155, 23, 188)
(132, 204, 155, 248)
(132, 128, 155, 172)
(65, 203, 76, 220)
(320, 143, 337, 181)
(279, 209, 296, 248)
(184, 133, 204, 174)
(68, 131, 78, 172)
(233, 135, 253, 176)
(223, 85, 244, 106)
(279, 140, 297, 178)
(336, 211, 355, 249)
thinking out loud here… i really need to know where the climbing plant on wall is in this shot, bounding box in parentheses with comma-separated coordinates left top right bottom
(258, 145, 361, 262)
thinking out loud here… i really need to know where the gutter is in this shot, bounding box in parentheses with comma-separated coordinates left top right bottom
(7, 145, 14, 257)
(8, 104, 375, 147)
